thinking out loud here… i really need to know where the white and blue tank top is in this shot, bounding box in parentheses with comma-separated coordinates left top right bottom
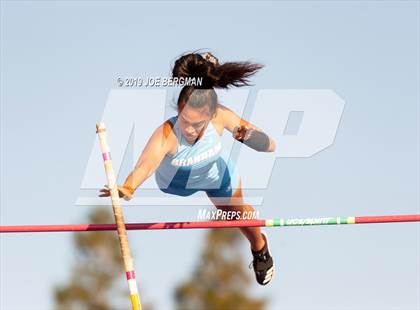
(155, 115, 239, 197)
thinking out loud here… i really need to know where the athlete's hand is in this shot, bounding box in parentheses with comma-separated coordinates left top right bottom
(233, 125, 260, 142)
(233, 125, 272, 152)
(99, 184, 135, 201)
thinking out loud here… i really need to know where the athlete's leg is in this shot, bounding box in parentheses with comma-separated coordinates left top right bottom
(206, 175, 275, 285)
(206, 180, 265, 251)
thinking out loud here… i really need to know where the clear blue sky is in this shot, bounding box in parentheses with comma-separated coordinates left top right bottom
(1, 1, 419, 309)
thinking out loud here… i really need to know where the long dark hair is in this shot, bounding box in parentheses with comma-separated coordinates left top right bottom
(172, 51, 263, 116)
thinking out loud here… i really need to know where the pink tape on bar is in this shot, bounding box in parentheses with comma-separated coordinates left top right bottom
(102, 152, 112, 161)
(126, 271, 136, 280)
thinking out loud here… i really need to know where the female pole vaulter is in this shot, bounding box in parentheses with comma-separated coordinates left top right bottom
(100, 52, 277, 285)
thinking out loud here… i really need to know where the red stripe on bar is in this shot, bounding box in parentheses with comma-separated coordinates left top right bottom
(126, 271, 136, 280)
(102, 152, 112, 161)
(0, 220, 266, 233)
(355, 214, 420, 224)
(1, 215, 419, 233)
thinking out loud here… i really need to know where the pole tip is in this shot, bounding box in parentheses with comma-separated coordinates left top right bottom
(96, 122, 106, 133)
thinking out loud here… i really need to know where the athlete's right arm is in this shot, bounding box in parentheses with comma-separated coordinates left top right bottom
(99, 121, 175, 200)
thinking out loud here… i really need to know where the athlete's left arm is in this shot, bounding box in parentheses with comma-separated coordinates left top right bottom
(218, 104, 276, 152)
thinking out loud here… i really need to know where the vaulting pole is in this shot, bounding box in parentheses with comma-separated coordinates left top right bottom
(1, 214, 419, 233)
(96, 122, 141, 310)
